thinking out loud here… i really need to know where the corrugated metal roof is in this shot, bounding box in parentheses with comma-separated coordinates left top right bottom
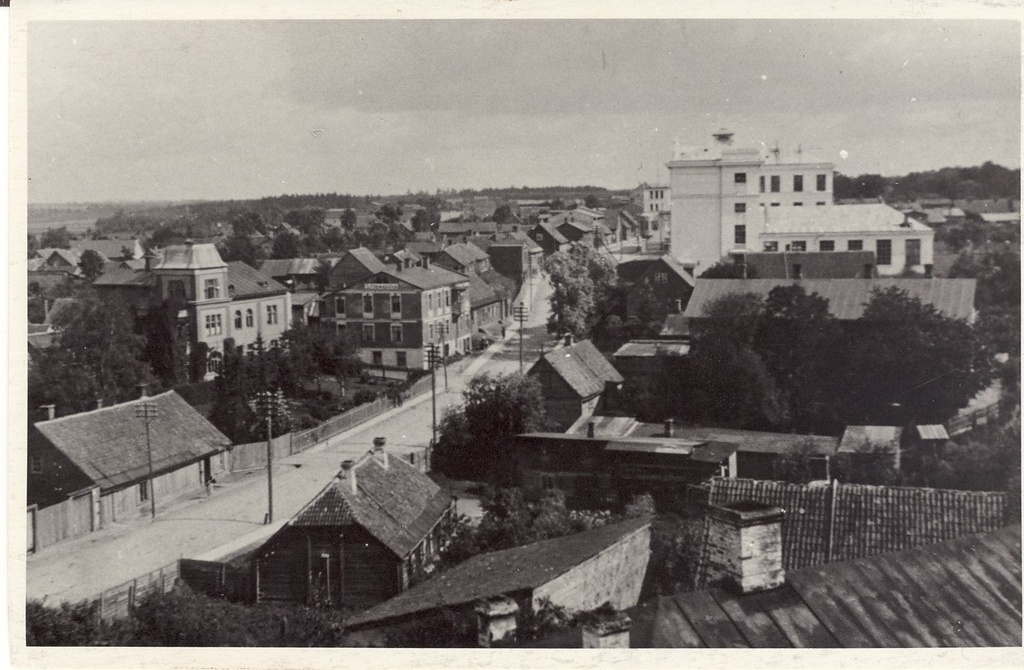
(613, 340, 690, 358)
(290, 451, 451, 559)
(764, 203, 933, 235)
(916, 425, 950, 441)
(346, 517, 651, 629)
(33, 391, 231, 492)
(647, 525, 1021, 647)
(683, 278, 977, 321)
(706, 478, 1009, 572)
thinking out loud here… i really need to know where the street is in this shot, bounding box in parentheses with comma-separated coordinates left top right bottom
(26, 274, 556, 605)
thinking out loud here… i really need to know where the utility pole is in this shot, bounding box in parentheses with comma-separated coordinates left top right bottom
(134, 400, 159, 521)
(513, 302, 530, 374)
(427, 343, 440, 462)
(252, 389, 288, 525)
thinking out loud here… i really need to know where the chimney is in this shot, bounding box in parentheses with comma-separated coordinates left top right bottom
(423, 256, 430, 269)
(675, 299, 683, 313)
(372, 436, 388, 469)
(395, 259, 403, 273)
(340, 460, 357, 494)
(705, 502, 785, 594)
(136, 383, 149, 398)
(664, 418, 674, 437)
(144, 249, 156, 272)
(563, 333, 573, 347)
(40, 404, 56, 421)
(96, 399, 104, 410)
(581, 611, 632, 649)
(475, 596, 519, 648)
(587, 420, 596, 438)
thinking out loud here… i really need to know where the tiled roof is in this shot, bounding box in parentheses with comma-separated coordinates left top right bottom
(258, 258, 321, 277)
(764, 204, 933, 235)
(290, 452, 451, 558)
(683, 278, 977, 321)
(38, 248, 82, 267)
(440, 242, 489, 268)
(32, 391, 231, 492)
(647, 525, 1022, 647)
(156, 243, 226, 270)
(533, 340, 624, 399)
(69, 239, 142, 261)
(704, 478, 1010, 572)
(226, 262, 289, 298)
(346, 247, 388, 274)
(346, 517, 652, 629)
(837, 425, 902, 454)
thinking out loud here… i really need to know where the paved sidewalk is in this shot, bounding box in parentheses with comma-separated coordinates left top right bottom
(26, 275, 554, 605)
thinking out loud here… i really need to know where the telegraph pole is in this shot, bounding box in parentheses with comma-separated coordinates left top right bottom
(134, 400, 159, 521)
(252, 389, 288, 525)
(513, 303, 530, 374)
(427, 343, 440, 461)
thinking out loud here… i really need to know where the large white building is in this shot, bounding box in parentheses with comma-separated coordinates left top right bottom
(664, 129, 934, 277)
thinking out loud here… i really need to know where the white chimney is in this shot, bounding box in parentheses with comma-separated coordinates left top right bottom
(41, 404, 56, 421)
(705, 502, 785, 594)
(475, 596, 519, 648)
(664, 418, 674, 437)
(581, 611, 631, 649)
(340, 460, 357, 494)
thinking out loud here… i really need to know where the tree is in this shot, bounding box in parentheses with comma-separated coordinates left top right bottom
(27, 233, 38, 258)
(314, 259, 333, 293)
(28, 295, 157, 416)
(491, 204, 515, 225)
(340, 208, 357, 231)
(270, 232, 302, 260)
(583, 194, 601, 209)
(283, 208, 326, 236)
(433, 373, 546, 482)
(699, 260, 755, 279)
(375, 204, 403, 225)
(543, 243, 616, 339)
(229, 211, 265, 237)
(39, 226, 72, 249)
(78, 250, 106, 281)
(219, 233, 261, 267)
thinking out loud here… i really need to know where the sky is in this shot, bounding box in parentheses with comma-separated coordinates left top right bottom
(27, 19, 1021, 204)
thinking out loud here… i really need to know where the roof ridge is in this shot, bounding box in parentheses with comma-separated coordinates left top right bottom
(36, 389, 178, 425)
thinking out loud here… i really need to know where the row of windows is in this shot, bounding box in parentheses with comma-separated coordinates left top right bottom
(743, 173, 829, 193)
(735, 202, 827, 213)
(648, 189, 666, 199)
(205, 305, 279, 336)
(362, 323, 406, 343)
(759, 238, 921, 266)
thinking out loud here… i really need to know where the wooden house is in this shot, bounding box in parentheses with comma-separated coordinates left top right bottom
(529, 223, 569, 256)
(253, 439, 455, 609)
(624, 255, 695, 323)
(326, 247, 387, 291)
(526, 338, 624, 431)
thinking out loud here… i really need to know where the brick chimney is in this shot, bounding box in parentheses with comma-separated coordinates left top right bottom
(423, 256, 431, 269)
(40, 404, 56, 421)
(705, 502, 785, 594)
(581, 611, 631, 649)
(664, 418, 674, 437)
(372, 436, 388, 469)
(564, 333, 574, 347)
(96, 398, 104, 410)
(395, 259, 404, 273)
(136, 383, 149, 398)
(587, 420, 596, 438)
(340, 460, 357, 494)
(475, 596, 519, 647)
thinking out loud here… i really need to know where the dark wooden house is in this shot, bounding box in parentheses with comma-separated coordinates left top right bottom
(327, 247, 387, 290)
(530, 223, 569, 256)
(526, 338, 624, 431)
(624, 254, 695, 323)
(253, 441, 455, 609)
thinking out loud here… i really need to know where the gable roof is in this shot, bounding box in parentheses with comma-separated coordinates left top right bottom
(91, 267, 155, 288)
(38, 248, 82, 267)
(703, 478, 1010, 572)
(69, 239, 142, 261)
(467, 271, 501, 308)
(531, 339, 624, 398)
(440, 242, 489, 268)
(647, 255, 695, 286)
(226, 262, 289, 298)
(258, 258, 321, 277)
(345, 247, 387, 274)
(346, 517, 652, 629)
(32, 391, 231, 492)
(683, 278, 977, 321)
(290, 451, 451, 558)
(534, 223, 568, 244)
(648, 525, 1022, 648)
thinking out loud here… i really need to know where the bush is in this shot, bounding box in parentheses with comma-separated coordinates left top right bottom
(352, 390, 379, 405)
(27, 600, 102, 646)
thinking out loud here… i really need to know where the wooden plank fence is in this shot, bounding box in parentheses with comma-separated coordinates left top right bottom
(27, 490, 96, 553)
(947, 402, 1001, 437)
(179, 558, 252, 602)
(227, 374, 436, 473)
(92, 561, 180, 623)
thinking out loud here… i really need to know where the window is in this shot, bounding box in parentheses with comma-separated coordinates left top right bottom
(206, 351, 223, 374)
(535, 233, 543, 242)
(336, 323, 347, 338)
(233, 310, 241, 329)
(734, 172, 747, 184)
(848, 240, 863, 251)
(816, 174, 827, 191)
(335, 296, 346, 316)
(391, 324, 403, 343)
(794, 175, 804, 192)
(139, 482, 149, 502)
(763, 241, 779, 252)
(372, 351, 383, 366)
(266, 305, 278, 325)
(428, 293, 434, 311)
(204, 313, 222, 336)
(734, 225, 746, 245)
(363, 294, 373, 315)
(819, 240, 835, 252)
(770, 202, 780, 207)
(793, 202, 803, 207)
(792, 264, 803, 279)
(876, 239, 892, 265)
(734, 203, 746, 214)
(653, 272, 668, 284)
(770, 175, 780, 192)
(428, 323, 435, 340)
(445, 291, 450, 307)
(396, 351, 407, 368)
(361, 324, 375, 342)
(816, 202, 826, 206)
(168, 280, 186, 301)
(30, 454, 42, 475)
(790, 241, 807, 252)
(204, 278, 220, 300)
(759, 176, 766, 193)
(245, 309, 253, 327)
(391, 294, 402, 314)
(906, 239, 921, 266)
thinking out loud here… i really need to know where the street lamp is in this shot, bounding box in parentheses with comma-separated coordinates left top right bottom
(134, 401, 159, 521)
(251, 389, 288, 525)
